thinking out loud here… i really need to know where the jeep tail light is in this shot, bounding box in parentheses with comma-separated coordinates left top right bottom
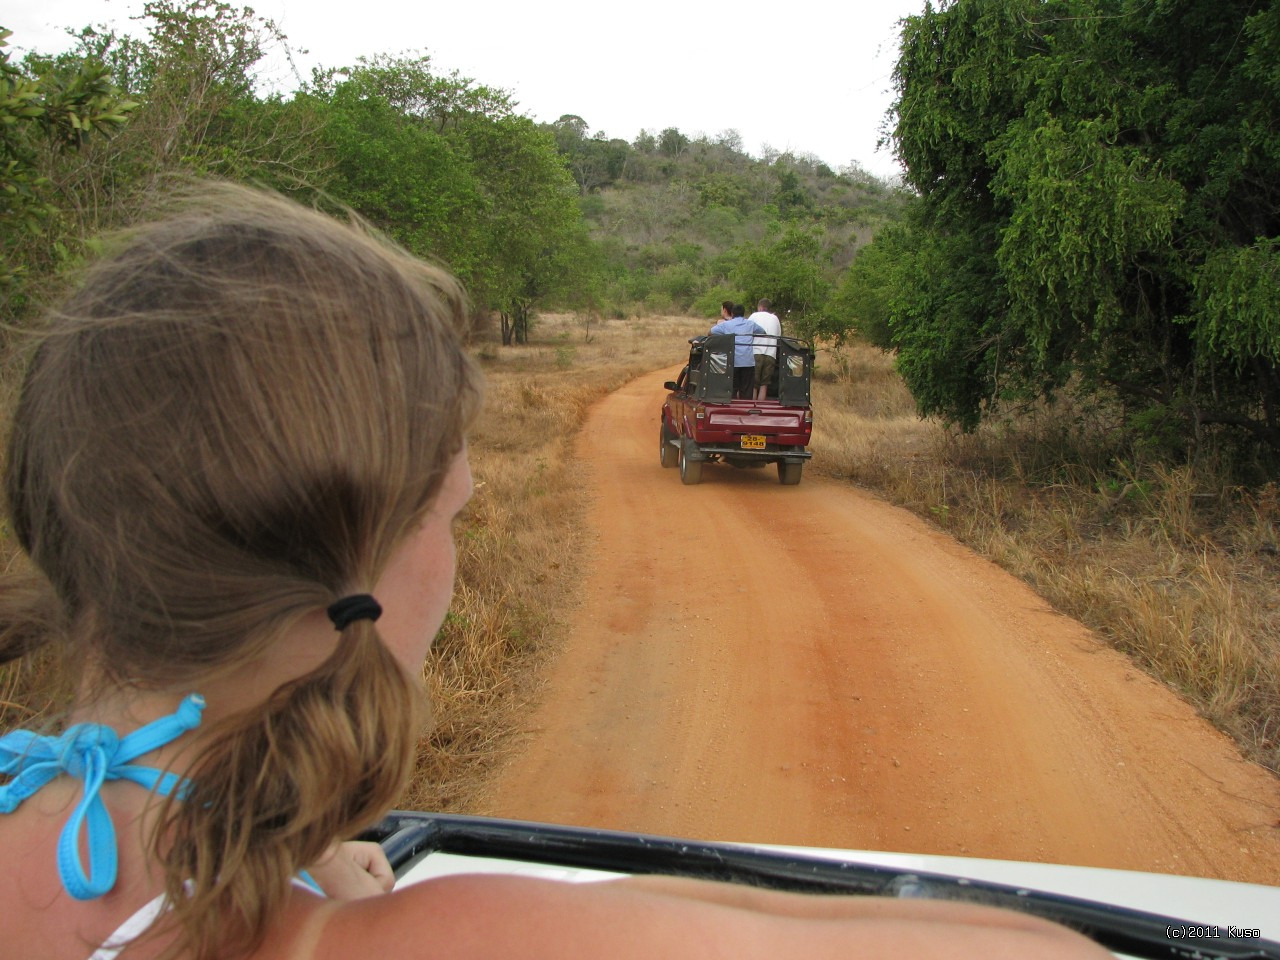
(804, 410, 812, 423)
(696, 409, 705, 420)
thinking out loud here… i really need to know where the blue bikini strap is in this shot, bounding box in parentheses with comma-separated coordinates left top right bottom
(0, 693, 205, 900)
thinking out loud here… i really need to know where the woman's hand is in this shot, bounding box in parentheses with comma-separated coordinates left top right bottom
(307, 841, 395, 900)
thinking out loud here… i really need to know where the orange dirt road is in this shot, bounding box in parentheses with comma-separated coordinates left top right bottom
(476, 371, 1280, 884)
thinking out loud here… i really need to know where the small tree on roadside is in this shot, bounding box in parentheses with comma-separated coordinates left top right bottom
(731, 227, 832, 338)
(1, 28, 135, 320)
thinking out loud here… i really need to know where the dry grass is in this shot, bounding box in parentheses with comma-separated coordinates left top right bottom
(809, 341, 1280, 775)
(402, 313, 702, 809)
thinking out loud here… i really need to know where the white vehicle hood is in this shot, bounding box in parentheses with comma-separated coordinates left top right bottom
(399, 842, 1280, 956)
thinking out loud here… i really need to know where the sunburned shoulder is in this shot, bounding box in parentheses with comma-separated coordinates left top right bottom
(307, 873, 1109, 960)
(313, 874, 789, 960)
(316, 875, 800, 960)
(311, 875, 594, 960)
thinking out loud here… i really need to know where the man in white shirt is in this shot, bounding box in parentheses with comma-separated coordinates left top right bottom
(748, 298, 782, 400)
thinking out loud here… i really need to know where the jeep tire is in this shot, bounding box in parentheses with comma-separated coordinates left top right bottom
(679, 445, 702, 485)
(660, 423, 678, 468)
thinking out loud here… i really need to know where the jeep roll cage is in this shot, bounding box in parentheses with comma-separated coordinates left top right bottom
(675, 334, 814, 406)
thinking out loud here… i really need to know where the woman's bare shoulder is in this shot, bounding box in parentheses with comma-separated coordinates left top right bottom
(309, 873, 1110, 960)
(311, 875, 588, 960)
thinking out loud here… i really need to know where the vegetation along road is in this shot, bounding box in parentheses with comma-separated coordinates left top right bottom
(477, 369, 1280, 885)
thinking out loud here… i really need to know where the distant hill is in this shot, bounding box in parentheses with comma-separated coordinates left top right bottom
(542, 116, 909, 326)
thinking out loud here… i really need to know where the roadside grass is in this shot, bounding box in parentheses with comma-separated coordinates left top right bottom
(809, 341, 1280, 775)
(401, 313, 701, 809)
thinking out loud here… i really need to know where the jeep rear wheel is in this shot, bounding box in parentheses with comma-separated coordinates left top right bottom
(660, 423, 678, 468)
(679, 445, 702, 485)
(778, 460, 803, 485)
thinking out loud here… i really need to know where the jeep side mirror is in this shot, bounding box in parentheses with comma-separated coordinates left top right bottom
(664, 381, 679, 391)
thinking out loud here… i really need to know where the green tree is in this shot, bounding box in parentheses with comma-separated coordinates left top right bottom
(310, 78, 485, 282)
(320, 52, 514, 132)
(457, 113, 593, 343)
(695, 172, 750, 212)
(828, 223, 910, 348)
(871, 0, 1280, 462)
(658, 126, 689, 158)
(772, 164, 810, 218)
(548, 116, 633, 195)
(73, 0, 295, 187)
(0, 29, 135, 315)
(310, 55, 597, 341)
(2, 2, 325, 325)
(731, 226, 831, 337)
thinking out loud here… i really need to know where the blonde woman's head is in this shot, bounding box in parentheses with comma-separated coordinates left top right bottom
(2, 182, 483, 958)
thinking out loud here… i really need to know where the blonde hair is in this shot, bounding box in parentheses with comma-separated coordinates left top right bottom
(1, 183, 482, 958)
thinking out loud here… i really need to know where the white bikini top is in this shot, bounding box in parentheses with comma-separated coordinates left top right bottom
(88, 893, 169, 960)
(86, 876, 321, 960)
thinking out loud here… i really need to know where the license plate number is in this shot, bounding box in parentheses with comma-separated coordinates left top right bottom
(740, 435, 766, 450)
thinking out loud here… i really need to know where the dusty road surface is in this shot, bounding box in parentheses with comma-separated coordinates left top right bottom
(476, 370, 1280, 884)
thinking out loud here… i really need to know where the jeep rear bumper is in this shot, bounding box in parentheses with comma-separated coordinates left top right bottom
(685, 443, 811, 462)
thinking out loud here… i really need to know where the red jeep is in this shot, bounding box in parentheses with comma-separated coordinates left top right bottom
(660, 334, 814, 485)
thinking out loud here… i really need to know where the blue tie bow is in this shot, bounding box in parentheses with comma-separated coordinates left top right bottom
(0, 693, 205, 900)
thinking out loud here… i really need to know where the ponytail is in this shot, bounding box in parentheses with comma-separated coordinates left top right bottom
(157, 622, 421, 959)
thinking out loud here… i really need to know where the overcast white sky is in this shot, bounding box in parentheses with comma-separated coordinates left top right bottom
(5, 0, 928, 179)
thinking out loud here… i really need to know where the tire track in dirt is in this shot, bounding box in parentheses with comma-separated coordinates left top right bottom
(475, 370, 1280, 883)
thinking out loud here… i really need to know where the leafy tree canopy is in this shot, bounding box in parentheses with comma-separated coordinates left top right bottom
(851, 0, 1280, 463)
(731, 226, 832, 337)
(306, 55, 589, 341)
(0, 28, 134, 300)
(312, 52, 514, 131)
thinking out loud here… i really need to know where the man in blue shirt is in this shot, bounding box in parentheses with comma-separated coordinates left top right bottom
(709, 302, 766, 399)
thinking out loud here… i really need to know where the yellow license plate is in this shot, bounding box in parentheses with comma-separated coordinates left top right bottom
(740, 435, 766, 450)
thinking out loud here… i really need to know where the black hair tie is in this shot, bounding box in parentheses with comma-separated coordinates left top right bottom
(327, 594, 383, 631)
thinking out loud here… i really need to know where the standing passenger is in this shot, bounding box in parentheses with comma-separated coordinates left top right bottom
(709, 304, 765, 399)
(749, 298, 783, 400)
